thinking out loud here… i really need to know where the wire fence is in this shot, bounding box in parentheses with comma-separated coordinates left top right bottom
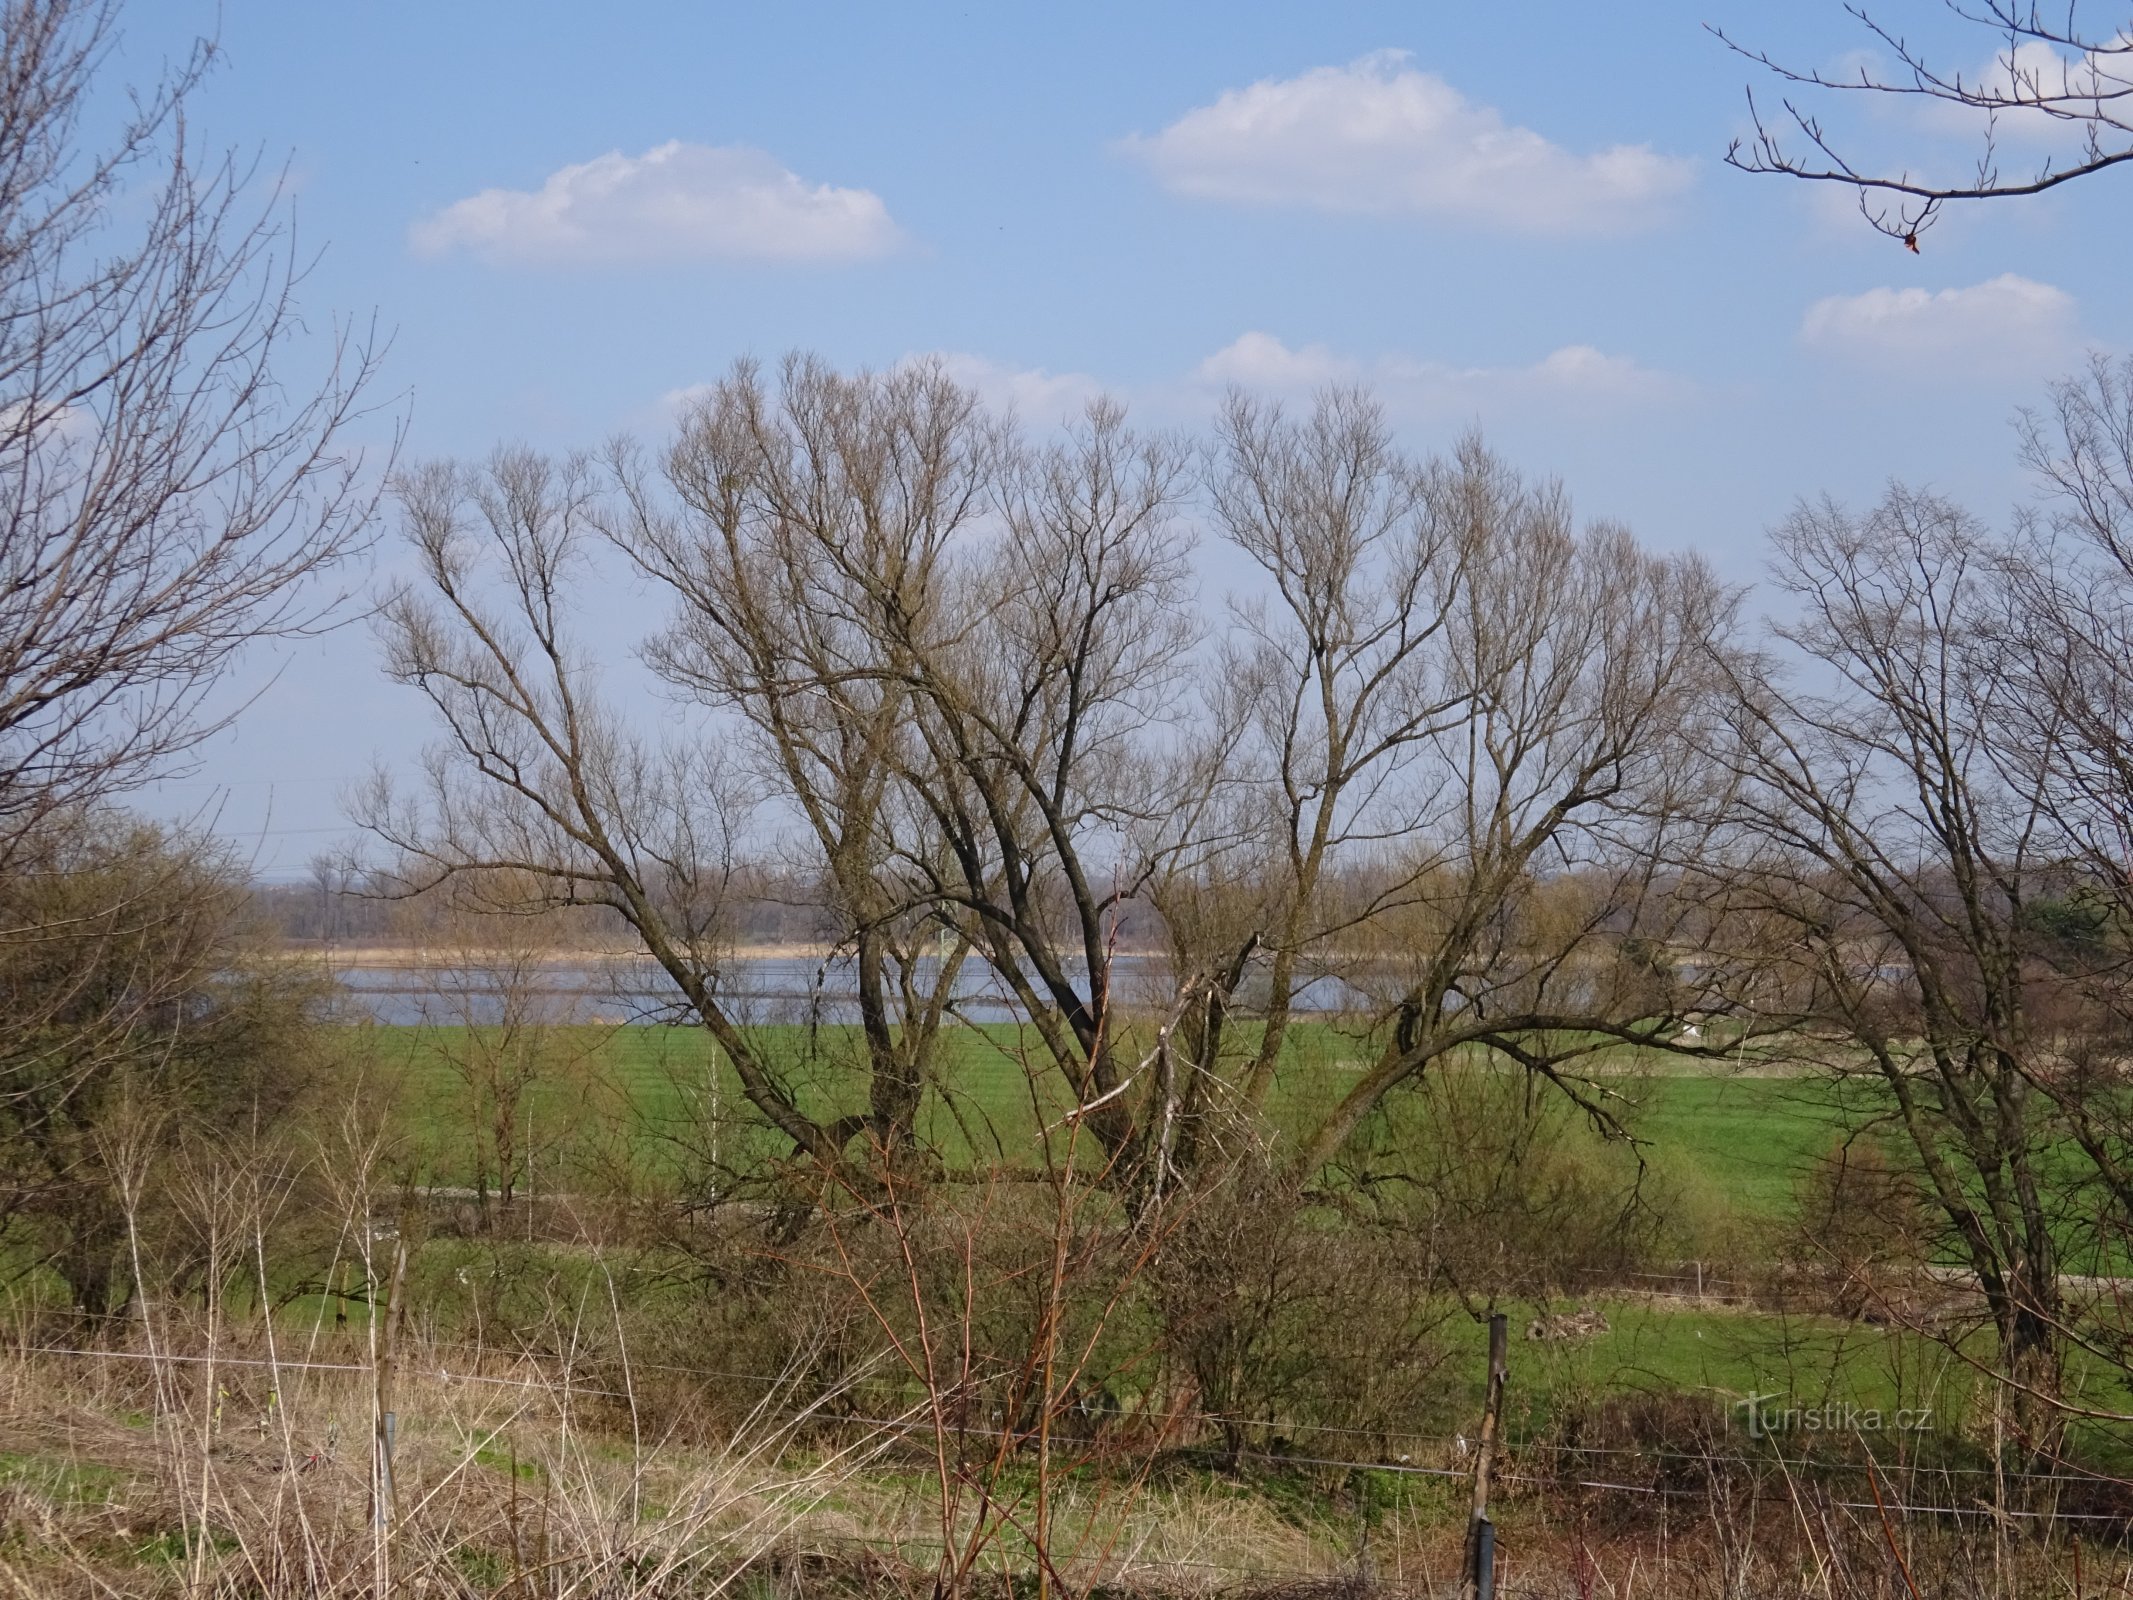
(14, 1336, 2132, 1538)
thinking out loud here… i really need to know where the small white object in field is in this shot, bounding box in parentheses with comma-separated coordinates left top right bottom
(1527, 1307, 1611, 1341)
(1679, 1023, 1701, 1042)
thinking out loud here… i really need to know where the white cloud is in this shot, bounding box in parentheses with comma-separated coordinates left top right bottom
(411, 141, 901, 266)
(1918, 37, 2132, 145)
(656, 381, 717, 416)
(923, 353, 1109, 427)
(1118, 50, 1694, 233)
(1195, 331, 1359, 389)
(0, 398, 86, 442)
(1194, 331, 1691, 412)
(1799, 274, 2077, 367)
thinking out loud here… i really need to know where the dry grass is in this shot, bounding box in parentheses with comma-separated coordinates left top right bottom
(0, 1331, 1382, 1597)
(0, 1334, 887, 1597)
(0, 1331, 2120, 1598)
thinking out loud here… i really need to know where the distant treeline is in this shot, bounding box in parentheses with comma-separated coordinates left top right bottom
(251, 862, 1178, 951)
(249, 865, 840, 949)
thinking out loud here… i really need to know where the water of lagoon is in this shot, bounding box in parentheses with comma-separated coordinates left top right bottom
(331, 953, 1368, 1027)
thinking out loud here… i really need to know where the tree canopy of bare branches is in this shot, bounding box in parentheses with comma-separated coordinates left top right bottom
(1649, 353, 2133, 1446)
(1703, 486, 2069, 1401)
(1197, 402, 1737, 1185)
(366, 355, 1739, 1207)
(1717, 3, 2133, 243)
(0, 0, 387, 858)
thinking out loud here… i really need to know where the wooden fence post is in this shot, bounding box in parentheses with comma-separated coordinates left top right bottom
(372, 1232, 409, 1596)
(1461, 1312, 1509, 1600)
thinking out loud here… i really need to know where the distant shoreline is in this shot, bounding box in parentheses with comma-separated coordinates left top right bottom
(288, 943, 839, 968)
(284, 942, 1178, 971)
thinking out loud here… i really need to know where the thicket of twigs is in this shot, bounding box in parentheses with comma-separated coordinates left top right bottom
(12, 1, 2133, 1591)
(0, 1026, 2127, 1600)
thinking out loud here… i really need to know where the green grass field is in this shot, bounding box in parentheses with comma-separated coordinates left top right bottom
(357, 1020, 1859, 1226)
(1620, 1073, 1850, 1223)
(355, 1018, 2133, 1426)
(105, 1020, 2131, 1489)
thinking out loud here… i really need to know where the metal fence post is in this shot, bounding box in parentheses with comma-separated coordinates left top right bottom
(1461, 1312, 1508, 1600)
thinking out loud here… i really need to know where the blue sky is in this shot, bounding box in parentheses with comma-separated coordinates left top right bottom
(117, 1, 2133, 874)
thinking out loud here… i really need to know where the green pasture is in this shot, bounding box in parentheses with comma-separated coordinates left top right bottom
(361, 1019, 2133, 1278)
(353, 1020, 1858, 1223)
(45, 998, 2133, 1483)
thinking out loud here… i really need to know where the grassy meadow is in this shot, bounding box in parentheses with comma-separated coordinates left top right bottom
(344, 1019, 2010, 1438)
(9, 1016, 2130, 1594)
(340, 1015, 2133, 1461)
(358, 1018, 1850, 1221)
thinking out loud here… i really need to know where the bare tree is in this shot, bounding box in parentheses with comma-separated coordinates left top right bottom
(614, 356, 1213, 1178)
(1993, 355, 2133, 1284)
(0, 0, 387, 858)
(374, 363, 1739, 1218)
(880, 388, 1212, 1172)
(1703, 486, 2068, 1426)
(605, 355, 1002, 1165)
(1716, 4, 2133, 244)
(358, 449, 882, 1185)
(1146, 389, 1471, 1175)
(1184, 394, 1738, 1188)
(412, 870, 604, 1215)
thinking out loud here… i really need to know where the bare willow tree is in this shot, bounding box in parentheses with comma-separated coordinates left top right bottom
(1702, 486, 2069, 1424)
(371, 358, 1748, 1228)
(1164, 394, 1738, 1192)
(356, 450, 873, 1185)
(605, 355, 1006, 1166)
(1717, 3, 2133, 244)
(611, 355, 1217, 1179)
(1142, 388, 1470, 1187)
(872, 386, 1213, 1170)
(0, 0, 385, 857)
